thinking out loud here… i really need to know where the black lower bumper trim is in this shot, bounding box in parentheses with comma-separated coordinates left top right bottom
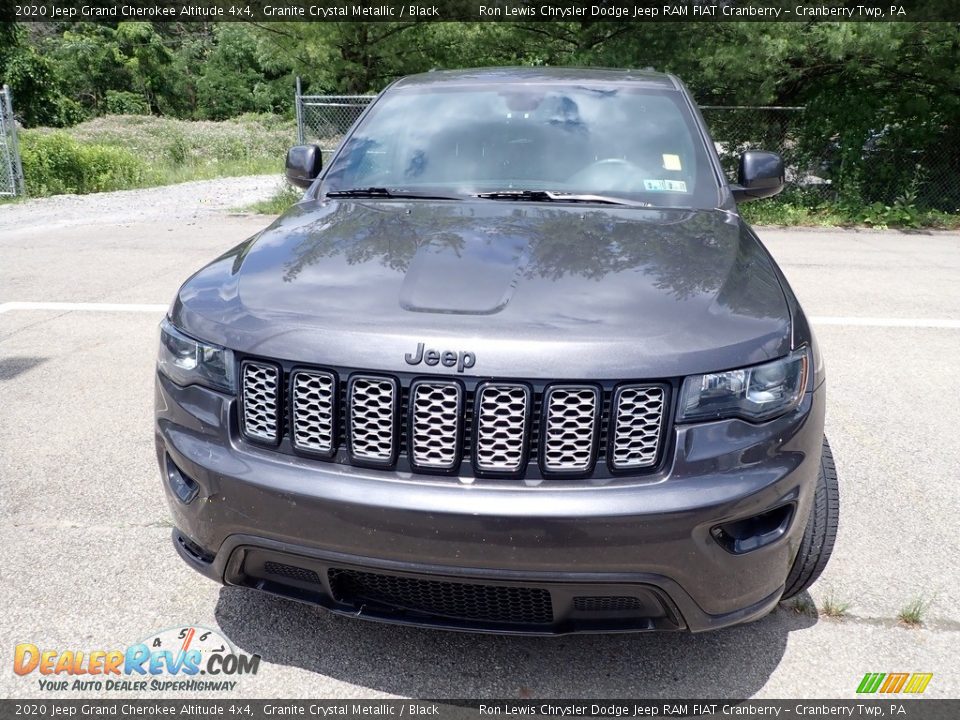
(172, 530, 784, 634)
(236, 546, 684, 634)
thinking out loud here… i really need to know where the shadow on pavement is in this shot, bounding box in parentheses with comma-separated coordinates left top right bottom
(215, 587, 817, 698)
(0, 356, 47, 381)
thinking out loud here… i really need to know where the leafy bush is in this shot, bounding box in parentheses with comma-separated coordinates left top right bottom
(19, 132, 146, 196)
(104, 90, 150, 116)
(741, 196, 959, 229)
(18, 114, 293, 197)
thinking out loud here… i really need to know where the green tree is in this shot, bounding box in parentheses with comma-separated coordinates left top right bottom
(0, 23, 85, 127)
(194, 24, 290, 119)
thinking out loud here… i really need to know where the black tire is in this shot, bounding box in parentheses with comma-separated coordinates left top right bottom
(781, 436, 840, 599)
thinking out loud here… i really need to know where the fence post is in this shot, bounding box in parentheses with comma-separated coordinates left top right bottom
(2, 84, 25, 197)
(295, 76, 304, 146)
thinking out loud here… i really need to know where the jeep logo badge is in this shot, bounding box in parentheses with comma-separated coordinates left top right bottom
(404, 343, 476, 373)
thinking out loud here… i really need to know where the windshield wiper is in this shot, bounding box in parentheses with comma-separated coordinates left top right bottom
(324, 187, 461, 201)
(474, 190, 650, 207)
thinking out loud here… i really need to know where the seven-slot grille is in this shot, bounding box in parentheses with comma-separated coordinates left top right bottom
(240, 361, 281, 443)
(238, 362, 668, 478)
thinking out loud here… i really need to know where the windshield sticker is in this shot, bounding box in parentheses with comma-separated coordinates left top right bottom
(662, 154, 682, 171)
(644, 179, 689, 192)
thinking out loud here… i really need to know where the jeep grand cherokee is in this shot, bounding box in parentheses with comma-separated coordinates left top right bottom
(155, 67, 839, 634)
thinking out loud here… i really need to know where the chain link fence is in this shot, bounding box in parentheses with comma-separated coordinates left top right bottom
(294, 87, 959, 213)
(296, 79, 374, 151)
(0, 85, 26, 198)
(702, 106, 960, 212)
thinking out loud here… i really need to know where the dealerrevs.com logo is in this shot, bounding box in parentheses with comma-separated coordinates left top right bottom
(14, 626, 260, 693)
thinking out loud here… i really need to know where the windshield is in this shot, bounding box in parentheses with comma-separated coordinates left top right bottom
(322, 83, 721, 209)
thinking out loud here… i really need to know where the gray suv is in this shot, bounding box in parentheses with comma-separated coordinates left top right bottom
(155, 68, 839, 634)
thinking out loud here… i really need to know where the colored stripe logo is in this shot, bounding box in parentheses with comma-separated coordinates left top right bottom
(857, 673, 933, 694)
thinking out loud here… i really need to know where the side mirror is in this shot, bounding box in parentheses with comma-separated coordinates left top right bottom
(732, 151, 785, 202)
(285, 145, 323, 188)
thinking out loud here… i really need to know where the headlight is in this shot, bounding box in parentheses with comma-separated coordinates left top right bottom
(677, 347, 809, 423)
(158, 318, 235, 393)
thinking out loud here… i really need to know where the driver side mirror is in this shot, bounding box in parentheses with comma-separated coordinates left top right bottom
(285, 145, 323, 189)
(732, 151, 785, 202)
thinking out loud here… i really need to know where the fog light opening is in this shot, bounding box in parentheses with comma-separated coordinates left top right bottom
(175, 532, 214, 564)
(165, 454, 199, 504)
(712, 503, 794, 554)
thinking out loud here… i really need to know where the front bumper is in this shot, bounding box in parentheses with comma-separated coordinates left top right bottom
(156, 372, 825, 634)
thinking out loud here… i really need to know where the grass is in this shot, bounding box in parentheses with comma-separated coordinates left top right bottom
(742, 198, 960, 229)
(782, 592, 850, 620)
(19, 113, 294, 197)
(819, 592, 851, 619)
(245, 183, 302, 214)
(898, 596, 930, 627)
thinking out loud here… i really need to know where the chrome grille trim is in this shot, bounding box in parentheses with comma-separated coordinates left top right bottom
(610, 385, 666, 470)
(290, 369, 337, 456)
(542, 385, 600, 473)
(348, 375, 399, 466)
(240, 360, 281, 444)
(474, 382, 531, 475)
(409, 380, 463, 471)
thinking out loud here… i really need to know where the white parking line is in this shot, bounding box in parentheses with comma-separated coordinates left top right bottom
(0, 302, 958, 329)
(0, 302, 168, 315)
(810, 316, 960, 329)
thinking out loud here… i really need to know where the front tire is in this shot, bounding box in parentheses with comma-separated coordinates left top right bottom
(782, 436, 840, 599)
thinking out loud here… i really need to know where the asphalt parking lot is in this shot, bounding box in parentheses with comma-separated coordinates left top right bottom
(1, 177, 958, 699)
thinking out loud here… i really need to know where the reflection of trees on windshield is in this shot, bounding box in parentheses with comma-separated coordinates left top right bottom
(322, 136, 383, 189)
(319, 85, 714, 205)
(274, 203, 775, 315)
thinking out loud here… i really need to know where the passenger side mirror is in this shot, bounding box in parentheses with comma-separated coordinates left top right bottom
(732, 151, 785, 202)
(285, 145, 323, 189)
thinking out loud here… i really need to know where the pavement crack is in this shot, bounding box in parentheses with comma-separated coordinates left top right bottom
(11, 521, 173, 530)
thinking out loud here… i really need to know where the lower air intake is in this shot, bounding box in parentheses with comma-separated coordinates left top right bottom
(263, 561, 321, 585)
(573, 596, 644, 612)
(328, 568, 553, 625)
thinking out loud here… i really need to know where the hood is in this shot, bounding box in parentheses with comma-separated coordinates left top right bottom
(173, 199, 791, 379)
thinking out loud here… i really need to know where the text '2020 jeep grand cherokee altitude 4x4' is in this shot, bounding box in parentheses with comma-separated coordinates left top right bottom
(156, 67, 839, 634)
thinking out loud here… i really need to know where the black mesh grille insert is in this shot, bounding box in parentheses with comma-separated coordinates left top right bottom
(263, 561, 321, 585)
(573, 596, 643, 612)
(328, 568, 553, 625)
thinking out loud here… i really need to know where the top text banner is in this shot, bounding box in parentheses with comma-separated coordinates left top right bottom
(5, 0, 960, 22)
